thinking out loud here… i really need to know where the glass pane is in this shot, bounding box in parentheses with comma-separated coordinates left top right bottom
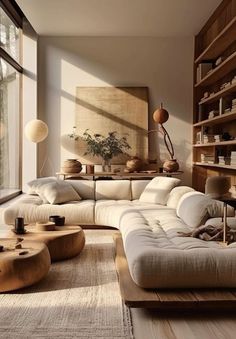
(0, 58, 20, 190)
(0, 7, 20, 62)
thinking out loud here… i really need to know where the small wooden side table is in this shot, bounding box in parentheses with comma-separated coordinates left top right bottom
(217, 194, 236, 243)
(8, 226, 85, 262)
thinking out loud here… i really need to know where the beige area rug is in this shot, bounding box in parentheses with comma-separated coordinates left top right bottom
(0, 230, 134, 339)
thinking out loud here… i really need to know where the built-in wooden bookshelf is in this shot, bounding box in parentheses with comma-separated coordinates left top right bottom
(193, 0, 236, 191)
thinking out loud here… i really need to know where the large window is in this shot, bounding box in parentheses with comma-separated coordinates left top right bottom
(0, 2, 22, 202)
(0, 58, 20, 190)
(0, 6, 20, 62)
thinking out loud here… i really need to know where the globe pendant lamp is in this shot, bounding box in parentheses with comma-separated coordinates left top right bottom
(24, 119, 48, 143)
(152, 103, 179, 173)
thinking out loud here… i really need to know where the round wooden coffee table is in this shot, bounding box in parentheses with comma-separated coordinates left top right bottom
(0, 239, 51, 292)
(9, 226, 85, 262)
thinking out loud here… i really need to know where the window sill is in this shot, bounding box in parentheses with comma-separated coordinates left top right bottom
(0, 189, 22, 205)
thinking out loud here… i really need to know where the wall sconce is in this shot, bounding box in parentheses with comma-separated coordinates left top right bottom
(150, 103, 179, 172)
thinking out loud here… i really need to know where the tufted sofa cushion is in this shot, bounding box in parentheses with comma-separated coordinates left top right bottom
(119, 207, 236, 288)
(139, 177, 181, 205)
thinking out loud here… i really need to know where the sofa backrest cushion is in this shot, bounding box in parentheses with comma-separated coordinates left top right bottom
(66, 180, 95, 200)
(176, 191, 235, 228)
(139, 177, 181, 205)
(176, 191, 208, 227)
(27, 177, 56, 194)
(131, 180, 150, 200)
(35, 180, 81, 204)
(167, 186, 195, 209)
(95, 180, 131, 200)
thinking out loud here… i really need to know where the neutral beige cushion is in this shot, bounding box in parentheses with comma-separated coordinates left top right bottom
(36, 181, 81, 204)
(139, 177, 181, 205)
(176, 192, 210, 227)
(95, 180, 131, 200)
(131, 180, 150, 200)
(119, 207, 236, 288)
(27, 177, 56, 194)
(177, 191, 235, 228)
(3, 195, 95, 225)
(66, 180, 95, 200)
(167, 186, 195, 209)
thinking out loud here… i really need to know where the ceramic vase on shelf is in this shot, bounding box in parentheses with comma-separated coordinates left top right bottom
(102, 158, 112, 172)
(126, 156, 143, 172)
(61, 159, 82, 173)
(163, 159, 179, 173)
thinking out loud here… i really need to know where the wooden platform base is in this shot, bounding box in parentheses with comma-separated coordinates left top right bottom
(114, 233, 236, 309)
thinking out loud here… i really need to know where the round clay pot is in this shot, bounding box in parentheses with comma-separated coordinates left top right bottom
(126, 156, 143, 172)
(62, 159, 82, 173)
(163, 159, 179, 172)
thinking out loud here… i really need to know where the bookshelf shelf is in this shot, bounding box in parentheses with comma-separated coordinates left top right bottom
(193, 0, 236, 192)
(195, 51, 236, 88)
(193, 111, 236, 127)
(194, 162, 236, 170)
(193, 140, 236, 147)
(195, 17, 236, 64)
(198, 82, 236, 105)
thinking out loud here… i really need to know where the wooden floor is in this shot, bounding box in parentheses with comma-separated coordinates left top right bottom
(1, 224, 236, 338)
(131, 308, 236, 339)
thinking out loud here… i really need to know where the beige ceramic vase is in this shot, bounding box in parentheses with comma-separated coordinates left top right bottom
(126, 156, 143, 172)
(61, 159, 82, 173)
(163, 159, 179, 173)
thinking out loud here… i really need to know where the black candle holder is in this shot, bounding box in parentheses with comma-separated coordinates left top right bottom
(14, 217, 25, 234)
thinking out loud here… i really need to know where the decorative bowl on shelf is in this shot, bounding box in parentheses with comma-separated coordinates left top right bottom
(126, 156, 143, 172)
(61, 159, 82, 173)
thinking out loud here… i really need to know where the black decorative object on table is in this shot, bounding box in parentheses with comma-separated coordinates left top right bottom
(14, 217, 25, 234)
(49, 215, 65, 226)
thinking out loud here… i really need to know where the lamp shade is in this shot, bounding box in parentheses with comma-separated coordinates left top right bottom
(24, 119, 48, 143)
(153, 103, 169, 124)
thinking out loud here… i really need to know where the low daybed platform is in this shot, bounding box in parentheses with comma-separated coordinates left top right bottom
(114, 233, 236, 309)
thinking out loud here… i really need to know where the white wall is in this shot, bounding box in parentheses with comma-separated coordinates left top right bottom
(38, 36, 193, 185)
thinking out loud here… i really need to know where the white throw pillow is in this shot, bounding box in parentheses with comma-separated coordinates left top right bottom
(167, 186, 195, 209)
(176, 191, 209, 227)
(139, 177, 181, 205)
(27, 177, 56, 194)
(35, 180, 81, 204)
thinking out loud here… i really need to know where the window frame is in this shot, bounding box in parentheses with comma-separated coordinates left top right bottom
(0, 0, 24, 203)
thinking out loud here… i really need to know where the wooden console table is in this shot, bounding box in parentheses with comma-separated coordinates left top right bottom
(56, 171, 183, 180)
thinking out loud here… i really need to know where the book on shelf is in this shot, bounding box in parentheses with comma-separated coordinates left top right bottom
(201, 154, 215, 163)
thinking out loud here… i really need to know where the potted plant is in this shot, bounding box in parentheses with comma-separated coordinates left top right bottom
(82, 129, 131, 172)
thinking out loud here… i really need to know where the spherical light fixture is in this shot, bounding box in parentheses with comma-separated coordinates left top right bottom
(153, 103, 169, 124)
(24, 119, 48, 143)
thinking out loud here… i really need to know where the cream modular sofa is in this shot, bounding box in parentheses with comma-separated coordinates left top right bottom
(3, 177, 236, 289)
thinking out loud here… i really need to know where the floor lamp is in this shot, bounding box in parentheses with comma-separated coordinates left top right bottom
(24, 119, 49, 177)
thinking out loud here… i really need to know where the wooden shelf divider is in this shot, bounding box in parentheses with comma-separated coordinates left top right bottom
(195, 17, 236, 64)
